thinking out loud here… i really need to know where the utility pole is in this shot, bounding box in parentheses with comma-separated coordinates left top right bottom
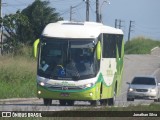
(128, 20, 135, 41)
(0, 0, 1, 18)
(70, 5, 77, 21)
(115, 19, 124, 29)
(70, 6, 73, 21)
(115, 19, 117, 28)
(119, 20, 122, 29)
(115, 19, 121, 28)
(86, 0, 89, 21)
(96, 0, 100, 22)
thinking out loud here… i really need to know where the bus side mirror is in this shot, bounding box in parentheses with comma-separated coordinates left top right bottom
(126, 82, 130, 84)
(96, 41, 101, 60)
(33, 39, 40, 58)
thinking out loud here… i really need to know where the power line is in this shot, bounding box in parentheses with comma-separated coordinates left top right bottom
(135, 27, 160, 36)
(135, 24, 160, 33)
(59, 9, 70, 16)
(135, 23, 160, 30)
(69, 1, 84, 21)
(75, 7, 83, 21)
(89, 2, 96, 21)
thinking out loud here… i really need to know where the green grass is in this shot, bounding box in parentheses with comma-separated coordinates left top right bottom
(73, 103, 160, 111)
(125, 37, 160, 54)
(104, 103, 160, 111)
(0, 55, 37, 98)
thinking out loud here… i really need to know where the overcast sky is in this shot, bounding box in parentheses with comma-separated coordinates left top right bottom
(3, 0, 160, 41)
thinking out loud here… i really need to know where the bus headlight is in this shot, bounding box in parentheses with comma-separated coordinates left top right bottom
(89, 92, 93, 96)
(39, 82, 45, 86)
(86, 83, 93, 88)
(80, 83, 94, 89)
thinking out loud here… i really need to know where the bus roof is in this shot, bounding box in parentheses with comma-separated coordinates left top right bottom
(42, 21, 123, 39)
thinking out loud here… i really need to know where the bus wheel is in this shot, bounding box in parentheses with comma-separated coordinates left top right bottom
(59, 100, 67, 106)
(90, 100, 99, 106)
(108, 91, 116, 106)
(66, 100, 74, 106)
(100, 99, 108, 106)
(43, 99, 52, 106)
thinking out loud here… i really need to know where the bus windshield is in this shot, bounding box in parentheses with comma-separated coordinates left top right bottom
(38, 37, 98, 80)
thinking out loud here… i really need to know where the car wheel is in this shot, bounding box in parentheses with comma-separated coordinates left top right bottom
(43, 99, 52, 106)
(154, 98, 159, 102)
(127, 98, 134, 101)
(127, 98, 131, 101)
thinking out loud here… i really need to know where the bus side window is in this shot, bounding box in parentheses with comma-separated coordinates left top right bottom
(116, 35, 123, 58)
(103, 34, 116, 58)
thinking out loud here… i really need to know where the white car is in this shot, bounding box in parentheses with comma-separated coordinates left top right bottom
(127, 76, 160, 102)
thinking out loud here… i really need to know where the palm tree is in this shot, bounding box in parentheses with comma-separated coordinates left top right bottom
(21, 0, 63, 44)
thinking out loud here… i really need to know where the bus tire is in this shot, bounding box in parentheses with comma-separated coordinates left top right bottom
(43, 99, 52, 106)
(100, 99, 108, 106)
(66, 100, 74, 106)
(59, 100, 67, 106)
(90, 100, 99, 106)
(108, 83, 117, 106)
(108, 91, 116, 106)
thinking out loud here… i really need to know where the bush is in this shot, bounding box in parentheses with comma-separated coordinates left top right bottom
(125, 37, 160, 54)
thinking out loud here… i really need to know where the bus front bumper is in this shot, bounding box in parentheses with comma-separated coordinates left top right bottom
(37, 84, 100, 101)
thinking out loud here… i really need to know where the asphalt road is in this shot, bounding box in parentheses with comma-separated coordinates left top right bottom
(0, 54, 160, 111)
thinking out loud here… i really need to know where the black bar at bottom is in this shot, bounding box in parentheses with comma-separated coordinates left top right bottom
(0, 111, 160, 117)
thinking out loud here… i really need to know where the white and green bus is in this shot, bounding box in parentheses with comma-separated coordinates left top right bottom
(33, 21, 124, 106)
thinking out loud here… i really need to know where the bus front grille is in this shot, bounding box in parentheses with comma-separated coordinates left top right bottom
(48, 86, 83, 90)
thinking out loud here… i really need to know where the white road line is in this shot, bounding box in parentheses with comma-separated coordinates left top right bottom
(152, 68, 160, 76)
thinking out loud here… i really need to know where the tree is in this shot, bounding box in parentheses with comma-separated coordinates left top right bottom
(21, 0, 63, 44)
(2, 11, 31, 54)
(1, 0, 63, 55)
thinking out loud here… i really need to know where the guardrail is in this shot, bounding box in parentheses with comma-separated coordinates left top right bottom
(151, 47, 160, 56)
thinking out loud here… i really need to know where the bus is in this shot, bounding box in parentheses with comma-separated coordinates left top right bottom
(33, 21, 124, 106)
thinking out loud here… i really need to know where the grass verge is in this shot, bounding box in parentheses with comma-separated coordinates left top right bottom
(0, 55, 37, 98)
(125, 37, 160, 54)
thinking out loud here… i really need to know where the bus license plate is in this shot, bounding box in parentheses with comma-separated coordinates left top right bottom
(60, 93, 69, 97)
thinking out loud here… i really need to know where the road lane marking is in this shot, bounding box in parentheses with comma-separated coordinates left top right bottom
(152, 68, 160, 76)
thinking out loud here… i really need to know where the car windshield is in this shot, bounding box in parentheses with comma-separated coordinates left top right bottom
(38, 37, 98, 80)
(131, 77, 156, 85)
